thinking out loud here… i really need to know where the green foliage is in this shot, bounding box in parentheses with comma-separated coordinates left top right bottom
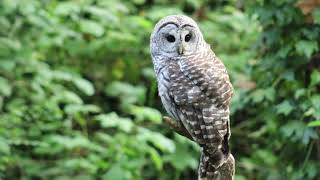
(0, 0, 192, 179)
(1, 0, 319, 179)
(233, 0, 320, 179)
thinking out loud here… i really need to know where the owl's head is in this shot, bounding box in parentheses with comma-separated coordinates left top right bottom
(150, 15, 206, 58)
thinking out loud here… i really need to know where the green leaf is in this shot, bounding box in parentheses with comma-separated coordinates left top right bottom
(54, 91, 83, 104)
(163, 135, 198, 170)
(148, 147, 163, 170)
(239, 158, 256, 171)
(142, 68, 156, 80)
(95, 113, 134, 133)
(310, 70, 320, 87)
(151, 134, 175, 153)
(186, 0, 202, 9)
(306, 163, 318, 178)
(140, 129, 175, 153)
(308, 120, 320, 127)
(52, 70, 73, 81)
(303, 128, 318, 144)
(132, 0, 145, 5)
(146, 7, 183, 21)
(49, 135, 92, 150)
(73, 78, 95, 96)
(282, 71, 295, 81)
(84, 6, 118, 23)
(0, 76, 12, 97)
(64, 158, 97, 173)
(55, 2, 80, 15)
(295, 40, 319, 58)
(304, 108, 315, 117)
(105, 81, 146, 105)
(234, 175, 247, 180)
(254, 150, 277, 166)
(0, 137, 10, 154)
(0, 60, 15, 71)
(277, 46, 291, 58)
(80, 20, 105, 37)
(294, 89, 306, 99)
(128, 105, 162, 123)
(280, 121, 306, 141)
(103, 164, 131, 180)
(313, 8, 320, 24)
(264, 87, 275, 102)
(65, 104, 100, 115)
(276, 101, 294, 116)
(250, 89, 265, 103)
(311, 95, 320, 110)
(0, 37, 21, 52)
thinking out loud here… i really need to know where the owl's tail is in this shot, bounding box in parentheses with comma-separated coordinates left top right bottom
(198, 149, 222, 180)
(198, 150, 235, 180)
(198, 127, 234, 180)
(198, 151, 234, 180)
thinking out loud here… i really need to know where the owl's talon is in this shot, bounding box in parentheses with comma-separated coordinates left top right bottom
(163, 116, 179, 128)
(163, 116, 193, 140)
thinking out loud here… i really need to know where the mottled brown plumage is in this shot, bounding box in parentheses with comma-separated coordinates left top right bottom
(150, 15, 234, 180)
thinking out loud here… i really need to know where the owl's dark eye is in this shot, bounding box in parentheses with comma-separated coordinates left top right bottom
(166, 35, 176, 43)
(185, 33, 192, 42)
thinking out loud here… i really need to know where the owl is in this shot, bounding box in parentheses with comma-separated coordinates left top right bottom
(150, 15, 234, 180)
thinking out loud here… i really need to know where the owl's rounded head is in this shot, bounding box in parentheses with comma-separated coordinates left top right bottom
(150, 15, 206, 58)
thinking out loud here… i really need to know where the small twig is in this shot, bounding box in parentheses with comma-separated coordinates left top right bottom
(302, 141, 314, 171)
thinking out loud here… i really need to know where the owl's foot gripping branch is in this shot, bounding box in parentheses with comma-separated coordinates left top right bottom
(163, 116, 193, 140)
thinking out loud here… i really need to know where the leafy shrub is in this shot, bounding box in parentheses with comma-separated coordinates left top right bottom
(1, 0, 252, 179)
(232, 0, 320, 179)
(1, 0, 319, 179)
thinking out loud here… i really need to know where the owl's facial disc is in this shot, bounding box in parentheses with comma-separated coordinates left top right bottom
(157, 23, 198, 56)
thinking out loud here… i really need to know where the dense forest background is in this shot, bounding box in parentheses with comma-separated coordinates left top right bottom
(1, 0, 320, 179)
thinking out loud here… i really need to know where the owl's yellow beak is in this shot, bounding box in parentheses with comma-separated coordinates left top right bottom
(178, 43, 185, 55)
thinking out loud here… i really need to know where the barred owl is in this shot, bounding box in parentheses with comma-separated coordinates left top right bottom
(150, 15, 234, 180)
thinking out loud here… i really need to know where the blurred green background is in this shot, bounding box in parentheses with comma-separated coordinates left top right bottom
(1, 0, 320, 179)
